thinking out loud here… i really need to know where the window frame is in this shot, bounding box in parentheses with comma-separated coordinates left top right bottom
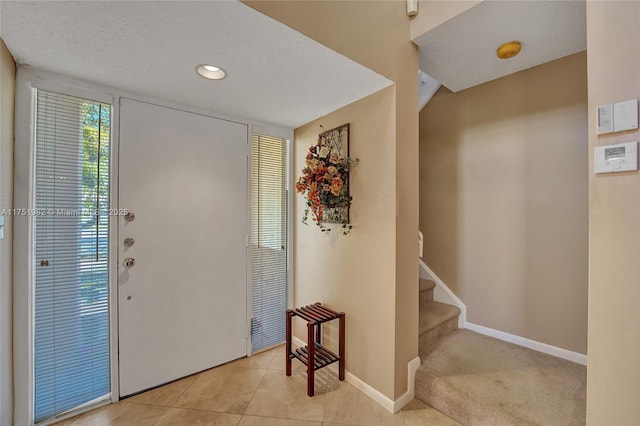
(14, 69, 118, 426)
(247, 125, 294, 356)
(249, 131, 292, 353)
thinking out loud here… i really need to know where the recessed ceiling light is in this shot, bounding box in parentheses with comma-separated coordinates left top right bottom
(196, 64, 226, 80)
(496, 41, 521, 60)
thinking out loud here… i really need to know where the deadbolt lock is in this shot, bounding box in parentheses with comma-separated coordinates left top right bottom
(124, 237, 135, 247)
(124, 212, 135, 222)
(124, 257, 135, 268)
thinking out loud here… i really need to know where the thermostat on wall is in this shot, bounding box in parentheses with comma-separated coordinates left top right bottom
(594, 141, 638, 174)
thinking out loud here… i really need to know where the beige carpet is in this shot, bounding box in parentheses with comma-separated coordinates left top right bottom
(415, 329, 586, 426)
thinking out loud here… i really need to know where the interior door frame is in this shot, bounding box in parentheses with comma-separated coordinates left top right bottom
(13, 67, 294, 425)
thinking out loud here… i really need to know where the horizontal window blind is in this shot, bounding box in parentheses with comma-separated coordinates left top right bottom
(34, 90, 111, 423)
(251, 134, 287, 352)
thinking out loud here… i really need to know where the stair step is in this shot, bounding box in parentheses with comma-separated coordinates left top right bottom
(419, 279, 436, 292)
(419, 279, 436, 304)
(419, 301, 460, 335)
(419, 301, 460, 353)
(415, 329, 586, 426)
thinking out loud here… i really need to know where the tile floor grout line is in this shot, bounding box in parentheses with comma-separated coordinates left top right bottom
(149, 405, 171, 426)
(150, 405, 245, 425)
(169, 373, 200, 407)
(158, 405, 245, 415)
(234, 411, 242, 426)
(169, 366, 234, 410)
(241, 366, 270, 416)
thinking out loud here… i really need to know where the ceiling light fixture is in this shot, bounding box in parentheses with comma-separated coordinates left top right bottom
(196, 64, 226, 80)
(496, 41, 521, 60)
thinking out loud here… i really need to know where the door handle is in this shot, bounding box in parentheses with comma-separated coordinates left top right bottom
(124, 237, 135, 247)
(124, 257, 136, 268)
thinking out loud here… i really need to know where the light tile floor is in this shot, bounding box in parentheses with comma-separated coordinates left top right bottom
(54, 345, 459, 426)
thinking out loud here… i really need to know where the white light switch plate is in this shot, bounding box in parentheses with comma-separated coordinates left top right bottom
(613, 99, 638, 132)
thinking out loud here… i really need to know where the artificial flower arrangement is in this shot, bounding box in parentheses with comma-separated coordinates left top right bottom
(295, 125, 358, 235)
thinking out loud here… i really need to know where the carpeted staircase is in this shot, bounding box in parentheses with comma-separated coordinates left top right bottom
(415, 279, 587, 426)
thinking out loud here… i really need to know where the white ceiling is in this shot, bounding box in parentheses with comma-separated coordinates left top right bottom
(413, 0, 586, 92)
(0, 1, 392, 128)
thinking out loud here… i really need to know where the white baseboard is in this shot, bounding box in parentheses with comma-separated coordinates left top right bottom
(464, 322, 588, 366)
(418, 258, 466, 327)
(392, 356, 421, 412)
(291, 336, 419, 413)
(343, 368, 396, 413)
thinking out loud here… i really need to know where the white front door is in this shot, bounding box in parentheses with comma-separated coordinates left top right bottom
(117, 99, 248, 396)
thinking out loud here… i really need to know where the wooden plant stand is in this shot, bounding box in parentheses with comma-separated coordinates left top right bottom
(286, 303, 345, 396)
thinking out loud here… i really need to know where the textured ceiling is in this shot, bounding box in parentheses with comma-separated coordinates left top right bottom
(413, 1, 586, 92)
(0, 1, 392, 128)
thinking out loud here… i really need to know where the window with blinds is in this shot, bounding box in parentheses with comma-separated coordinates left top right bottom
(34, 90, 111, 423)
(251, 134, 288, 352)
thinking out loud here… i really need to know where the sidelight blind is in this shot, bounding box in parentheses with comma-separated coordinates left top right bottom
(251, 134, 288, 352)
(34, 90, 111, 423)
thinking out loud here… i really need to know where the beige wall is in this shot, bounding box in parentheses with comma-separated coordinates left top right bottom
(410, 0, 481, 39)
(0, 38, 15, 426)
(586, 2, 640, 424)
(420, 52, 588, 354)
(245, 1, 419, 399)
(294, 87, 397, 398)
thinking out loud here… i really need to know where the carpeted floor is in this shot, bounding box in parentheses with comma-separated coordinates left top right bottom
(415, 329, 586, 425)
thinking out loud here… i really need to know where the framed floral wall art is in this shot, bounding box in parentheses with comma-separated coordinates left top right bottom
(296, 123, 358, 234)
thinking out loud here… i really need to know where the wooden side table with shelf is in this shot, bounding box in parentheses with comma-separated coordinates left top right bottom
(286, 303, 345, 396)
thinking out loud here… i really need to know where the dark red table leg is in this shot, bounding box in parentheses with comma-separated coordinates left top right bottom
(339, 312, 345, 381)
(307, 321, 315, 396)
(286, 309, 293, 377)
